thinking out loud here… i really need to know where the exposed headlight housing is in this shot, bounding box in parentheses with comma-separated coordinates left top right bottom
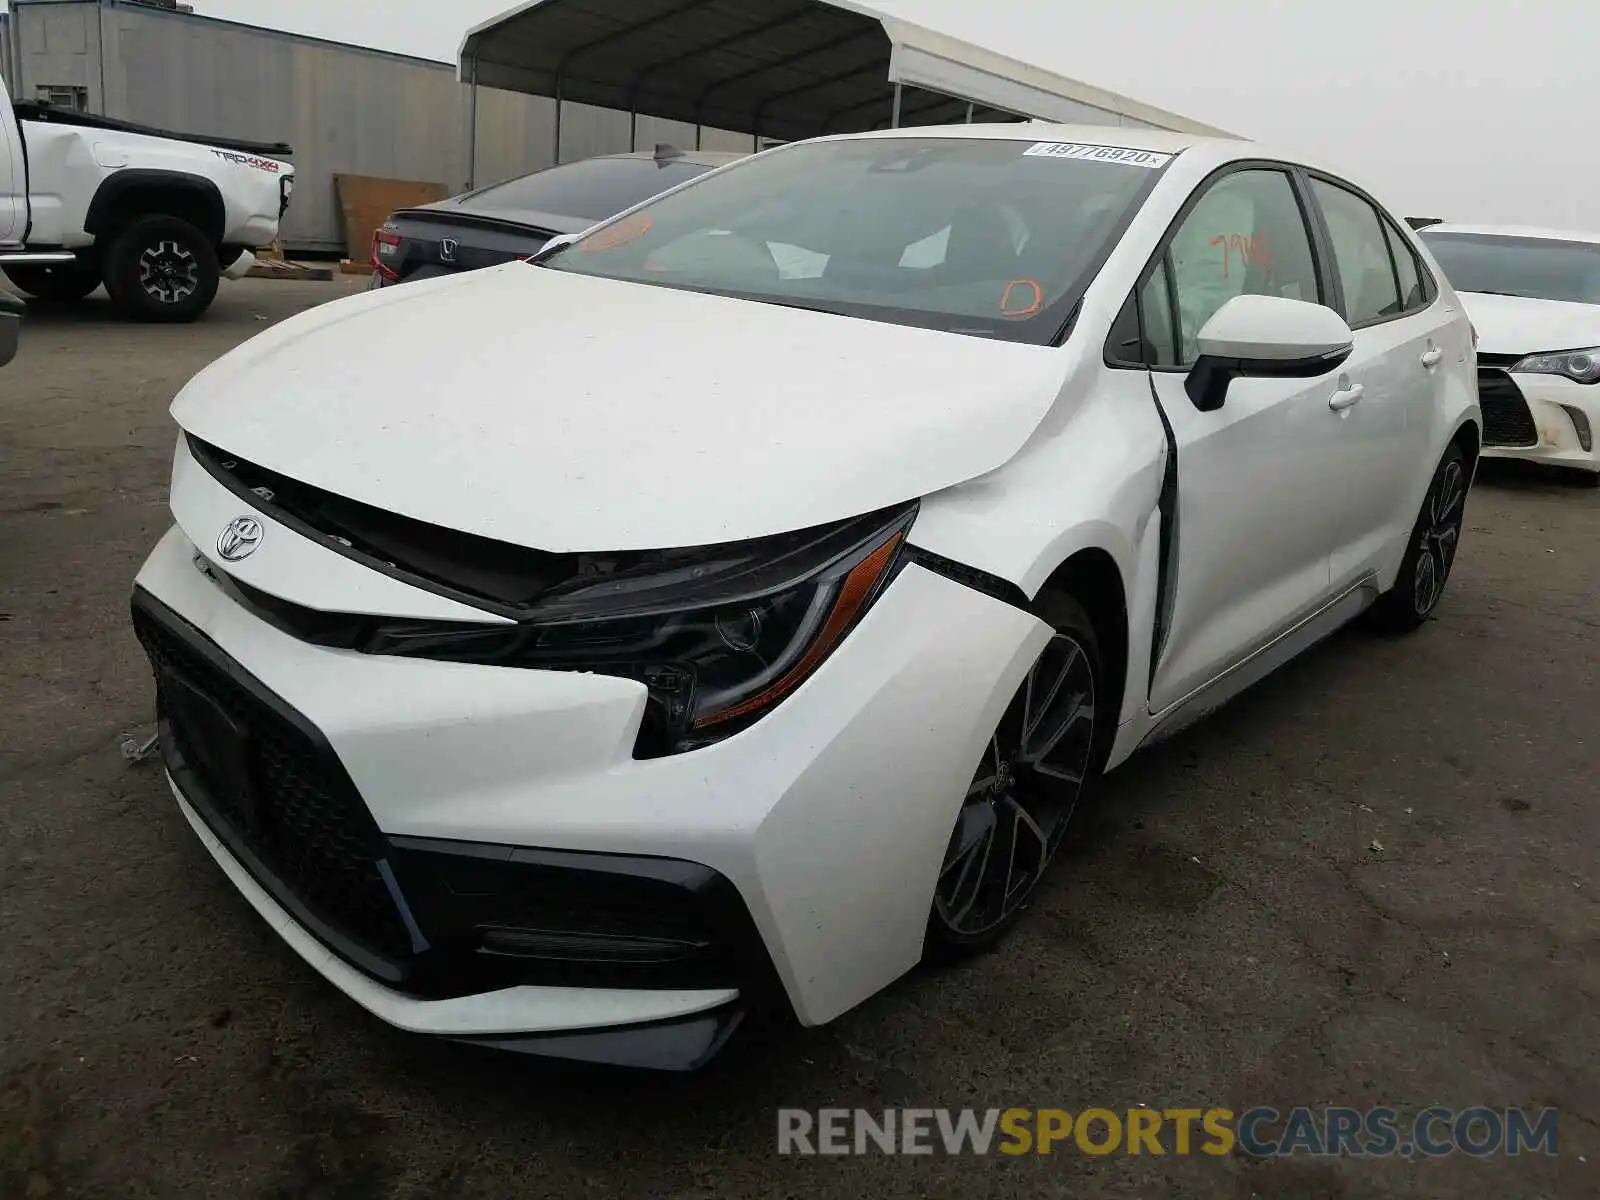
(367, 503, 917, 757)
(1511, 347, 1600, 384)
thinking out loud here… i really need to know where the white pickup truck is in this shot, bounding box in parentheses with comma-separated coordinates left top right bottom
(1, 87, 294, 322)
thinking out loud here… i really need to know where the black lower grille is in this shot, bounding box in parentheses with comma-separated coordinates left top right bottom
(1478, 369, 1538, 447)
(132, 593, 415, 973)
(130, 588, 790, 1011)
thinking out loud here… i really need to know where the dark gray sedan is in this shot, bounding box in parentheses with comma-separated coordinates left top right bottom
(369, 144, 745, 288)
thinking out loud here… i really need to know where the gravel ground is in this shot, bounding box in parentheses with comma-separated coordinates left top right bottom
(1, 278, 1596, 1199)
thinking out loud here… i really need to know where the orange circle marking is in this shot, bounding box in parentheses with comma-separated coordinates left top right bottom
(580, 213, 654, 252)
(1000, 278, 1044, 317)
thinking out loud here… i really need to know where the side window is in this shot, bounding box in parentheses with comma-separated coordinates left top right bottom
(1168, 169, 1321, 364)
(1310, 178, 1402, 325)
(1104, 259, 1179, 367)
(1381, 219, 1427, 312)
(1141, 259, 1179, 366)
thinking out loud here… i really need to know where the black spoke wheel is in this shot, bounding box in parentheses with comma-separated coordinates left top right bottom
(103, 214, 220, 323)
(927, 593, 1102, 956)
(136, 239, 201, 305)
(1369, 442, 1471, 634)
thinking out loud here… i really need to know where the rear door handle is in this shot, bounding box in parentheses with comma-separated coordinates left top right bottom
(1329, 384, 1365, 412)
(1421, 348, 1444, 368)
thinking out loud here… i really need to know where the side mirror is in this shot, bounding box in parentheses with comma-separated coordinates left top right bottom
(1185, 294, 1354, 412)
(0, 293, 24, 369)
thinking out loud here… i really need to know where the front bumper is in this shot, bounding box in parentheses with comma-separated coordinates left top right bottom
(132, 509, 1047, 1064)
(1478, 369, 1600, 473)
(167, 782, 745, 1069)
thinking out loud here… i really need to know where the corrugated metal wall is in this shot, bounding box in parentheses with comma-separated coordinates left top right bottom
(5, 0, 751, 253)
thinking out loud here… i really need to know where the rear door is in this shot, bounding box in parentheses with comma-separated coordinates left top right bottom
(1303, 174, 1450, 589)
(1132, 164, 1351, 712)
(0, 87, 27, 244)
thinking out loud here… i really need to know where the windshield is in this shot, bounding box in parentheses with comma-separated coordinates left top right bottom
(540, 136, 1172, 343)
(1419, 231, 1600, 305)
(463, 157, 720, 221)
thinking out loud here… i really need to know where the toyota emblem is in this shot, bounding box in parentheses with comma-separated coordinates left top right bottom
(217, 516, 264, 562)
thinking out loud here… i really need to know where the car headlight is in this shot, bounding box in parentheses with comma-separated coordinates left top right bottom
(1511, 347, 1600, 384)
(366, 502, 917, 757)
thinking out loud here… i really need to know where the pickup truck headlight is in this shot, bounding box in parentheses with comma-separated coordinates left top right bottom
(1512, 348, 1600, 384)
(367, 503, 917, 757)
(279, 176, 295, 218)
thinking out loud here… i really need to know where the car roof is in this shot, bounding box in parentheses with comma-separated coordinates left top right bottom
(818, 121, 1246, 156)
(1418, 222, 1600, 246)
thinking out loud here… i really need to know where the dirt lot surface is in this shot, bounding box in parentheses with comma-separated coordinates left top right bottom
(1, 278, 1597, 1199)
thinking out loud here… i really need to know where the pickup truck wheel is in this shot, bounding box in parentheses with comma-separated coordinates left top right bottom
(2, 261, 102, 302)
(103, 215, 220, 323)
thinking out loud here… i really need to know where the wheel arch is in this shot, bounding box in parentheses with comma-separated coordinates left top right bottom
(85, 170, 226, 246)
(1035, 545, 1130, 769)
(1450, 416, 1482, 481)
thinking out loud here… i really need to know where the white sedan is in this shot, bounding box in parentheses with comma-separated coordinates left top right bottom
(132, 124, 1480, 1070)
(1417, 223, 1600, 483)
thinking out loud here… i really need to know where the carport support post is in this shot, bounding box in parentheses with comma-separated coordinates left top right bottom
(553, 75, 564, 165)
(966, 102, 974, 123)
(629, 108, 638, 152)
(891, 82, 902, 127)
(465, 54, 480, 191)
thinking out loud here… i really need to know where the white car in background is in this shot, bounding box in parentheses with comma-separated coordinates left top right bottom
(132, 125, 1479, 1070)
(1418, 224, 1600, 483)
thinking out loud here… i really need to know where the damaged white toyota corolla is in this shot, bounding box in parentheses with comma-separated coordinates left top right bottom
(132, 125, 1480, 1070)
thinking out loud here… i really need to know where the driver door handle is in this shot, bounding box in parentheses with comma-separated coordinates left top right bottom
(1329, 384, 1365, 412)
(1421, 348, 1444, 369)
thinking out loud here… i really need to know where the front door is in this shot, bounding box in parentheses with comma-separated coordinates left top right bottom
(0, 85, 26, 244)
(1141, 165, 1351, 713)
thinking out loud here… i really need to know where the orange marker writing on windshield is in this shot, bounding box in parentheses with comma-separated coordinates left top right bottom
(1000, 279, 1044, 317)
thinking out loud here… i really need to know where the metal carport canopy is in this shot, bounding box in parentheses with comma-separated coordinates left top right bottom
(457, 0, 1232, 146)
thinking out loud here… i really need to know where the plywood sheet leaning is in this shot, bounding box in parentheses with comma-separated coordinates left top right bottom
(333, 174, 451, 263)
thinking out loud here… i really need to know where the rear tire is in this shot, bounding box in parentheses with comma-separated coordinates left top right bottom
(924, 592, 1103, 962)
(2, 260, 102, 302)
(103, 215, 219, 323)
(1367, 443, 1470, 634)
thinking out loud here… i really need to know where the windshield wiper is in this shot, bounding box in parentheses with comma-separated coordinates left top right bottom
(747, 296, 847, 317)
(1465, 289, 1533, 298)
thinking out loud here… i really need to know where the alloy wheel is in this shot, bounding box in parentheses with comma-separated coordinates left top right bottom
(1412, 458, 1466, 617)
(934, 631, 1096, 938)
(138, 240, 200, 304)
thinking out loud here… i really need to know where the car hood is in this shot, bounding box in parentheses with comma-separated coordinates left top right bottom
(1458, 291, 1600, 357)
(170, 264, 1070, 552)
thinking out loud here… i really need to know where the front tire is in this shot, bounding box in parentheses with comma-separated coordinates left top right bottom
(103, 215, 220, 323)
(925, 592, 1102, 960)
(2, 260, 102, 302)
(1368, 443, 1470, 634)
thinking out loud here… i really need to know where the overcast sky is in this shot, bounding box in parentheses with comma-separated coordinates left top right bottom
(11, 0, 1594, 228)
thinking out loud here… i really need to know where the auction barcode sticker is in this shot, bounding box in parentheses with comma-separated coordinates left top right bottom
(1023, 142, 1173, 169)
